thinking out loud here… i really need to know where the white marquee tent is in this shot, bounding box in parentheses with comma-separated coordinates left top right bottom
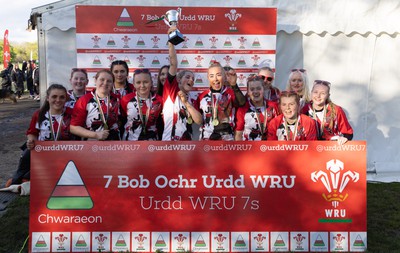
(30, 0, 400, 182)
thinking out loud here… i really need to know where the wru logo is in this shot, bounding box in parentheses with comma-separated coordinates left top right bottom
(311, 159, 359, 208)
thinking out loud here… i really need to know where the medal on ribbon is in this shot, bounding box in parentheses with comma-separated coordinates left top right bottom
(94, 93, 110, 130)
(211, 93, 219, 126)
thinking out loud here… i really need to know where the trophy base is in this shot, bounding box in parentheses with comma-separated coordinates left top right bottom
(168, 30, 185, 45)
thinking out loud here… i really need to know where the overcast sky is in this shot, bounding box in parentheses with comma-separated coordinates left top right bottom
(0, 0, 56, 43)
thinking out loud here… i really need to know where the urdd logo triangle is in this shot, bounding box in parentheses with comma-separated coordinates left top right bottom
(117, 8, 134, 27)
(313, 234, 325, 247)
(155, 234, 167, 247)
(76, 234, 88, 247)
(47, 161, 93, 210)
(195, 235, 206, 247)
(274, 234, 286, 246)
(353, 234, 365, 247)
(116, 234, 127, 247)
(35, 235, 47, 247)
(234, 235, 246, 247)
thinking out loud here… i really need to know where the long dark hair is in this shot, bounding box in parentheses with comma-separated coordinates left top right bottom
(110, 60, 131, 90)
(110, 60, 129, 76)
(156, 65, 169, 96)
(38, 84, 67, 126)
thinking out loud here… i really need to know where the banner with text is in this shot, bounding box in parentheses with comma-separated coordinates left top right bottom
(30, 141, 366, 253)
(75, 6, 277, 89)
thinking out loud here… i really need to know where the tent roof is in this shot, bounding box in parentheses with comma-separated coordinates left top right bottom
(30, 0, 400, 35)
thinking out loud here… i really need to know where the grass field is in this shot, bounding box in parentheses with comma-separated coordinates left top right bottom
(0, 182, 398, 252)
(0, 196, 29, 253)
(366, 182, 400, 252)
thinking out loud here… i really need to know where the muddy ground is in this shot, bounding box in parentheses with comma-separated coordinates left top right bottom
(0, 95, 39, 187)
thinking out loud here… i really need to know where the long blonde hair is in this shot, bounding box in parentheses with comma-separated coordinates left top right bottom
(311, 81, 337, 130)
(286, 70, 311, 102)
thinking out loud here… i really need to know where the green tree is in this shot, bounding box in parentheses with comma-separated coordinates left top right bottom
(10, 45, 17, 63)
(0, 42, 3, 65)
(0, 41, 38, 65)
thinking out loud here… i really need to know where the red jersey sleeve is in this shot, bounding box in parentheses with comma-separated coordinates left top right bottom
(227, 87, 237, 107)
(195, 90, 208, 112)
(336, 106, 353, 135)
(302, 115, 318, 140)
(26, 110, 40, 137)
(71, 94, 90, 127)
(301, 103, 312, 115)
(120, 92, 136, 117)
(267, 100, 280, 118)
(267, 115, 281, 140)
(235, 102, 249, 131)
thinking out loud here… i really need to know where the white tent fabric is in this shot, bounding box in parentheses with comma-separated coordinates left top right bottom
(32, 0, 400, 182)
(276, 1, 400, 35)
(38, 0, 400, 35)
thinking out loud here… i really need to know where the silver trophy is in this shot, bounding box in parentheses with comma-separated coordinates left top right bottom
(164, 8, 185, 45)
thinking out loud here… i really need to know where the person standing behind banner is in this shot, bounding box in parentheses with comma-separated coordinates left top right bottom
(267, 91, 317, 141)
(195, 63, 246, 140)
(65, 68, 89, 109)
(110, 60, 135, 138)
(0, 63, 16, 103)
(258, 66, 280, 103)
(22, 61, 28, 77)
(120, 68, 163, 140)
(155, 65, 169, 139)
(110, 60, 135, 98)
(71, 69, 120, 140)
(33, 64, 40, 100)
(11, 63, 25, 99)
(0, 64, 12, 89)
(156, 65, 169, 96)
(235, 75, 279, 141)
(26, 61, 35, 99)
(5, 84, 73, 186)
(162, 27, 202, 141)
(302, 80, 353, 145)
(285, 68, 311, 109)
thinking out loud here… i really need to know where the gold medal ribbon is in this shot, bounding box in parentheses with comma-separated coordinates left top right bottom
(253, 100, 268, 136)
(284, 115, 299, 141)
(94, 92, 110, 130)
(312, 104, 327, 139)
(211, 93, 219, 125)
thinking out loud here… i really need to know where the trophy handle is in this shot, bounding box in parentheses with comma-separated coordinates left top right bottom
(163, 15, 170, 27)
(172, 8, 181, 27)
(177, 7, 182, 19)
